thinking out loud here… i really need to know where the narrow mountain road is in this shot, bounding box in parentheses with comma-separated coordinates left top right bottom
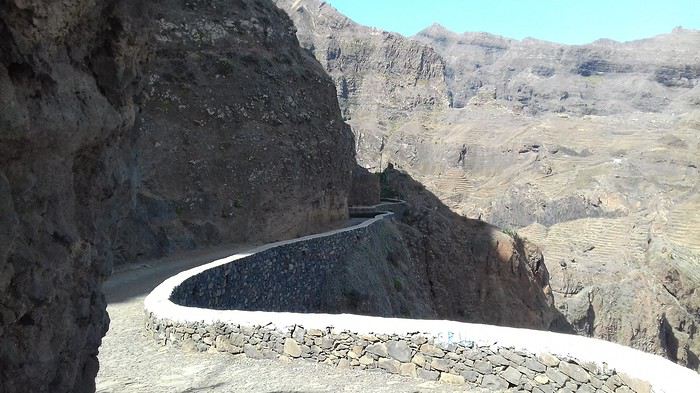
(96, 239, 485, 392)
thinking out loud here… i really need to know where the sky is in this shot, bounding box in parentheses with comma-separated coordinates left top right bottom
(325, 0, 700, 45)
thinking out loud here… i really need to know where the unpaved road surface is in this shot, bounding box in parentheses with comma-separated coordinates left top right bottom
(96, 243, 484, 392)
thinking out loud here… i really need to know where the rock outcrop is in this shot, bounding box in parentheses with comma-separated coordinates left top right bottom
(349, 165, 380, 206)
(383, 168, 561, 329)
(112, 0, 355, 263)
(1, 0, 354, 391)
(0, 1, 149, 392)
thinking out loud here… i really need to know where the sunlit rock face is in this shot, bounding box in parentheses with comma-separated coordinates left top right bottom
(276, 0, 700, 370)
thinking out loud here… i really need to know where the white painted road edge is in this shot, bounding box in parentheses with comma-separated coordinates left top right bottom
(144, 212, 700, 393)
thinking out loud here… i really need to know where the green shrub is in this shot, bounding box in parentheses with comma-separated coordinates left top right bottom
(393, 278, 403, 292)
(502, 227, 520, 239)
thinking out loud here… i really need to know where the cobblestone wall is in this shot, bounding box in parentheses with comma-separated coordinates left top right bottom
(168, 211, 415, 315)
(169, 220, 372, 312)
(145, 318, 649, 393)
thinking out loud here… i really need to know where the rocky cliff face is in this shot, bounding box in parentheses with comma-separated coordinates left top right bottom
(0, 0, 355, 391)
(276, 0, 700, 370)
(383, 168, 561, 329)
(414, 24, 700, 114)
(285, 0, 449, 118)
(275, 0, 450, 169)
(112, 0, 355, 263)
(0, 1, 149, 392)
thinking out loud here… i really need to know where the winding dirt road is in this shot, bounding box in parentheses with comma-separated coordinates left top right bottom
(96, 242, 482, 392)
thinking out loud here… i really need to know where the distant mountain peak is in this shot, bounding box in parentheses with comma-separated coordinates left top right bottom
(416, 22, 456, 37)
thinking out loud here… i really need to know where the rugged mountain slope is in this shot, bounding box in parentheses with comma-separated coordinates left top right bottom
(290, 1, 450, 117)
(276, 0, 450, 158)
(1, 0, 565, 391)
(415, 24, 700, 114)
(316, 166, 562, 329)
(276, 0, 700, 370)
(111, 0, 356, 263)
(384, 168, 560, 329)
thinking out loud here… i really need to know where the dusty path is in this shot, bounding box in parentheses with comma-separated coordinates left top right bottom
(96, 240, 482, 392)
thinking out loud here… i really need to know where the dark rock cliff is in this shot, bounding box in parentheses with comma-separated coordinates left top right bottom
(0, 1, 149, 392)
(112, 0, 355, 263)
(0, 0, 354, 391)
(383, 168, 561, 329)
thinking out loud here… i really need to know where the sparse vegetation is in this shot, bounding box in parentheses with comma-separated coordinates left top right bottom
(393, 278, 403, 292)
(502, 227, 520, 240)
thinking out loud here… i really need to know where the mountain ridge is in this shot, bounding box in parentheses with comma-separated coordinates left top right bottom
(415, 22, 700, 46)
(276, 0, 700, 371)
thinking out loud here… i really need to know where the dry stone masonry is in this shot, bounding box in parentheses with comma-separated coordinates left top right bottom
(146, 318, 648, 393)
(145, 211, 700, 393)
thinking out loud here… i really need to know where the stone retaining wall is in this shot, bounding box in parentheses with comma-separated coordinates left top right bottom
(144, 212, 700, 393)
(146, 317, 647, 393)
(169, 212, 395, 313)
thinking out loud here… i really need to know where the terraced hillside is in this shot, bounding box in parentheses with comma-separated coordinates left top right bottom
(275, 0, 700, 371)
(392, 107, 700, 371)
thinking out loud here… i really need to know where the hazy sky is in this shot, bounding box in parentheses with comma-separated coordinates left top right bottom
(325, 0, 699, 44)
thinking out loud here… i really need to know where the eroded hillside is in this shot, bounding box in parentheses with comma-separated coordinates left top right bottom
(277, 0, 700, 370)
(415, 23, 700, 114)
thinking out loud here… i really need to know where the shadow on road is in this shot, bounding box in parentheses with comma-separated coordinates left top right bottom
(103, 243, 255, 304)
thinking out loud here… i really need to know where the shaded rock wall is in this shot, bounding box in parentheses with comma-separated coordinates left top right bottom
(0, 0, 356, 391)
(383, 169, 561, 330)
(172, 214, 435, 318)
(0, 1, 150, 392)
(349, 165, 380, 206)
(113, 0, 356, 263)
